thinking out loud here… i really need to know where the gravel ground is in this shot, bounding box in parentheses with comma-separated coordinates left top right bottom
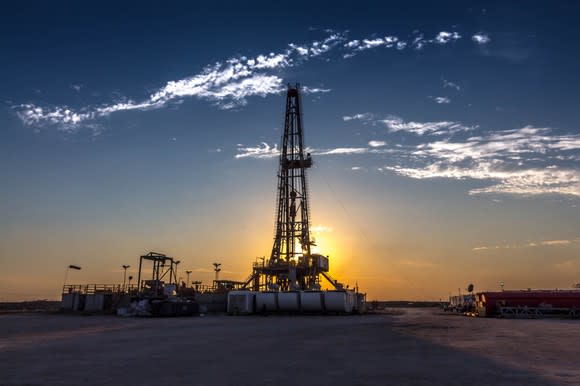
(0, 309, 575, 385)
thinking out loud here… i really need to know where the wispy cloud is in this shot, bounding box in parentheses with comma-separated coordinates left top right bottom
(242, 107, 580, 197)
(380, 115, 473, 136)
(235, 143, 395, 159)
(368, 140, 386, 147)
(343, 113, 374, 121)
(435, 31, 461, 44)
(14, 32, 347, 132)
(343, 30, 463, 56)
(433, 96, 451, 104)
(14, 28, 491, 134)
(235, 143, 279, 159)
(384, 126, 580, 196)
(472, 33, 491, 44)
(310, 224, 333, 233)
(473, 237, 578, 251)
(442, 79, 461, 91)
(343, 113, 472, 136)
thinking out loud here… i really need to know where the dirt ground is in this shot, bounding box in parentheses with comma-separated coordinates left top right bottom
(390, 308, 580, 385)
(0, 308, 578, 385)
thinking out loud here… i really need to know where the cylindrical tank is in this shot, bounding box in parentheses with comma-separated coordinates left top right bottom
(324, 291, 353, 313)
(277, 292, 300, 311)
(256, 292, 278, 312)
(300, 291, 323, 312)
(227, 291, 255, 315)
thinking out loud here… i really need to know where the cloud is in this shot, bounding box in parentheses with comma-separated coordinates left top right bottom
(541, 240, 571, 246)
(342, 35, 401, 56)
(235, 143, 279, 159)
(472, 237, 578, 251)
(14, 32, 348, 132)
(368, 140, 386, 147)
(384, 126, 580, 196)
(343, 113, 374, 121)
(472, 33, 491, 44)
(434, 96, 451, 104)
(235, 143, 396, 159)
(381, 115, 473, 136)
(442, 79, 461, 91)
(435, 31, 461, 44)
(342, 112, 473, 136)
(315, 147, 369, 155)
(14, 28, 488, 133)
(301, 86, 331, 94)
(396, 41, 407, 50)
(240, 103, 579, 198)
(343, 29, 468, 57)
(310, 224, 333, 233)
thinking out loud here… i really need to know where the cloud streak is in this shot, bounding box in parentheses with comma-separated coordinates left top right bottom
(240, 111, 580, 197)
(472, 33, 491, 44)
(15, 28, 483, 133)
(473, 237, 578, 251)
(342, 113, 473, 136)
(384, 126, 580, 196)
(381, 115, 473, 136)
(433, 96, 451, 104)
(235, 142, 396, 159)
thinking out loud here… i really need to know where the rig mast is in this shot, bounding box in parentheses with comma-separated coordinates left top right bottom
(248, 84, 331, 291)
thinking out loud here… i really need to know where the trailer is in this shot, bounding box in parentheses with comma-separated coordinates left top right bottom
(475, 290, 580, 318)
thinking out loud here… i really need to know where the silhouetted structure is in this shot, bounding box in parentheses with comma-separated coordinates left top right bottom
(245, 84, 338, 291)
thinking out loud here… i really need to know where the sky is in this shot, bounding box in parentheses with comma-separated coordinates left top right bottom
(1, 1, 579, 301)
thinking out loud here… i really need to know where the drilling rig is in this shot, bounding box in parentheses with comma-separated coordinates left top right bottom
(246, 84, 339, 292)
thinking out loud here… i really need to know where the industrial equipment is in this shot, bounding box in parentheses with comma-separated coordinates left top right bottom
(243, 84, 341, 292)
(237, 84, 365, 314)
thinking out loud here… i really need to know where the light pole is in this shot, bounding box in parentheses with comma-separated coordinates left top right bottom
(63, 264, 81, 293)
(174, 260, 180, 285)
(213, 262, 222, 282)
(185, 270, 192, 287)
(122, 265, 130, 291)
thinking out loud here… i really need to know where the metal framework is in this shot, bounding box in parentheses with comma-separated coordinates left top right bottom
(137, 252, 179, 298)
(247, 84, 334, 291)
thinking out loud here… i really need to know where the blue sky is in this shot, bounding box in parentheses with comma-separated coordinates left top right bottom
(1, 1, 579, 300)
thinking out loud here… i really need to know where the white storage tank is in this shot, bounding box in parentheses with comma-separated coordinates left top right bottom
(256, 292, 278, 312)
(227, 291, 255, 315)
(73, 293, 85, 311)
(324, 291, 353, 313)
(346, 291, 356, 313)
(84, 294, 105, 312)
(300, 291, 324, 312)
(277, 292, 300, 312)
(354, 292, 366, 313)
(61, 293, 76, 310)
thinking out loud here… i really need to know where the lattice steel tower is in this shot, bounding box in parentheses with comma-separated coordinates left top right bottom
(271, 84, 312, 264)
(249, 84, 330, 291)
